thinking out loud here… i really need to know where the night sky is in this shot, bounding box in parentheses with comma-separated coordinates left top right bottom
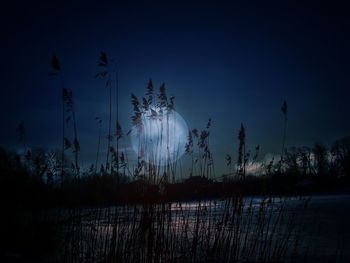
(1, 1, 350, 177)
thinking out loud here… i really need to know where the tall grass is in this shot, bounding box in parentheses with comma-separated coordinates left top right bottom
(96, 52, 114, 173)
(280, 100, 288, 171)
(51, 54, 81, 180)
(56, 196, 312, 263)
(5, 54, 350, 263)
(94, 117, 103, 175)
(51, 53, 65, 182)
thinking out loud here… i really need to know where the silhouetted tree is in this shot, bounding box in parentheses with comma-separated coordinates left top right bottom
(331, 136, 350, 178)
(284, 147, 299, 175)
(313, 143, 328, 176)
(16, 121, 28, 168)
(31, 148, 48, 183)
(297, 146, 312, 176)
(264, 157, 274, 176)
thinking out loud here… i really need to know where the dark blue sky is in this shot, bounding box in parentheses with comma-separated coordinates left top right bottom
(1, 0, 350, 175)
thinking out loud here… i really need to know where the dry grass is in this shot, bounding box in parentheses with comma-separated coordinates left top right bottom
(54, 196, 312, 263)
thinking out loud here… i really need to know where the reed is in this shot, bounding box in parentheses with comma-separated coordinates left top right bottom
(280, 100, 288, 172)
(56, 196, 312, 263)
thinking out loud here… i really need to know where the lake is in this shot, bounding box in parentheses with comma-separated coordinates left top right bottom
(55, 194, 350, 262)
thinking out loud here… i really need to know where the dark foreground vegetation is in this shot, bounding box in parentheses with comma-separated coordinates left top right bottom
(1, 146, 350, 208)
(1, 142, 350, 262)
(1, 53, 350, 262)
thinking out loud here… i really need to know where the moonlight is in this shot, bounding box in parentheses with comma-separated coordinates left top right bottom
(131, 106, 188, 167)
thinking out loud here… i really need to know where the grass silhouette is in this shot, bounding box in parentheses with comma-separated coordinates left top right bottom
(1, 54, 350, 262)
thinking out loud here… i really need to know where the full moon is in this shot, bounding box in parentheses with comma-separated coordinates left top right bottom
(130, 107, 188, 166)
